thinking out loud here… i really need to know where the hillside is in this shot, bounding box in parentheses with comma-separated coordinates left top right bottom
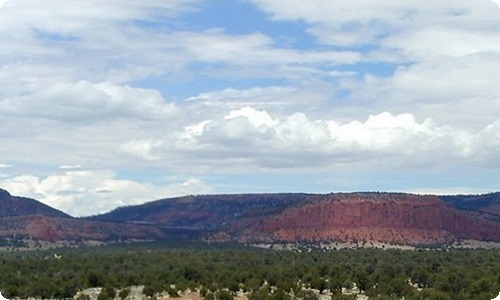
(0, 189, 166, 246)
(91, 193, 311, 230)
(0, 188, 69, 218)
(439, 192, 500, 220)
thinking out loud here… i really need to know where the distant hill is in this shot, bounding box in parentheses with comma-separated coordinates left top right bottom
(0, 188, 165, 246)
(1, 188, 499, 247)
(92, 192, 500, 246)
(0, 188, 69, 218)
(439, 192, 500, 220)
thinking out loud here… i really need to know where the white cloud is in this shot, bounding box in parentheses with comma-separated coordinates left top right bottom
(161, 29, 361, 81)
(0, 2, 361, 87)
(0, 0, 9, 9)
(0, 63, 70, 98)
(178, 28, 360, 65)
(59, 165, 82, 170)
(0, 0, 499, 205)
(182, 120, 213, 141)
(0, 81, 175, 121)
(248, 0, 500, 47)
(225, 106, 278, 128)
(187, 86, 298, 106)
(169, 108, 498, 171)
(0, 1, 201, 85)
(346, 53, 500, 130)
(185, 85, 335, 118)
(0, 0, 198, 31)
(382, 27, 500, 61)
(0, 170, 213, 217)
(117, 139, 164, 161)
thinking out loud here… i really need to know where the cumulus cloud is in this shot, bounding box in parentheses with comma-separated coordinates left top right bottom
(0, 170, 212, 216)
(168, 107, 498, 171)
(345, 53, 500, 130)
(225, 106, 279, 128)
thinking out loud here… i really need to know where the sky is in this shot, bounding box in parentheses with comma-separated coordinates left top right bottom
(0, 0, 500, 217)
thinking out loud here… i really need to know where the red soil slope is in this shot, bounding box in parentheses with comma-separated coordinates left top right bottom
(0, 215, 166, 242)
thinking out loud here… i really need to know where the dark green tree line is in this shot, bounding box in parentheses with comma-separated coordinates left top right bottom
(0, 245, 498, 300)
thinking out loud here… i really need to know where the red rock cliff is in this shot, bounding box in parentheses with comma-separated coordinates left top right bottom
(242, 194, 500, 244)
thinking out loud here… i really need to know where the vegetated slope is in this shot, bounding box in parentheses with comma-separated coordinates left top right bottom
(0, 188, 69, 218)
(0, 188, 165, 243)
(439, 192, 500, 220)
(91, 193, 311, 230)
(234, 193, 500, 245)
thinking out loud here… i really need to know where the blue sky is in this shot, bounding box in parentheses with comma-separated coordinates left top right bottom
(1, 0, 500, 216)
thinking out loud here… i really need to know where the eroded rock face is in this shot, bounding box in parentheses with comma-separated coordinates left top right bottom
(240, 194, 500, 245)
(25, 215, 63, 241)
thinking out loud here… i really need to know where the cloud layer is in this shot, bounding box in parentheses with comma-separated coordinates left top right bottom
(1, 0, 499, 215)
